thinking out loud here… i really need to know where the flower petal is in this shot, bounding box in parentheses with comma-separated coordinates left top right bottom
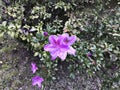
(67, 35, 76, 45)
(44, 44, 56, 52)
(61, 33, 69, 38)
(58, 51, 67, 61)
(31, 62, 38, 73)
(32, 76, 44, 88)
(67, 46, 76, 55)
(59, 44, 69, 51)
(50, 50, 58, 60)
(49, 35, 58, 44)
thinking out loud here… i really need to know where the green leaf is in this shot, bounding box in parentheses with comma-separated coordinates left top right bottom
(34, 52, 39, 56)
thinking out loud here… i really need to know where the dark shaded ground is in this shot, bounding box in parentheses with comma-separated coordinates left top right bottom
(0, 36, 37, 90)
(0, 36, 120, 90)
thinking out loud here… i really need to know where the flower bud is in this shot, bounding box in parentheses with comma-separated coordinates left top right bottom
(44, 32, 48, 36)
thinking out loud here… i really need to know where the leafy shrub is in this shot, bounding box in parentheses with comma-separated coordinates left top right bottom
(0, 0, 120, 89)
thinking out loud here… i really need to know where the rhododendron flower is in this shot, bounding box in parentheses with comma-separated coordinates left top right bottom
(32, 76, 44, 88)
(44, 33, 76, 60)
(31, 62, 38, 73)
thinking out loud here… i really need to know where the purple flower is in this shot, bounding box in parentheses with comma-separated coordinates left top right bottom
(87, 51, 93, 57)
(32, 76, 44, 88)
(61, 33, 76, 46)
(44, 33, 76, 61)
(31, 62, 38, 73)
(44, 32, 48, 36)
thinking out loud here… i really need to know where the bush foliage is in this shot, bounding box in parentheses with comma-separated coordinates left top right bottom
(0, 0, 120, 89)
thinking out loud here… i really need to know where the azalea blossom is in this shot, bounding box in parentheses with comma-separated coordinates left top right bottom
(44, 33, 76, 60)
(31, 62, 38, 73)
(32, 76, 44, 88)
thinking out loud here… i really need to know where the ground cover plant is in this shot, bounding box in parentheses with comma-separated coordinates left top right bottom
(0, 0, 120, 89)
